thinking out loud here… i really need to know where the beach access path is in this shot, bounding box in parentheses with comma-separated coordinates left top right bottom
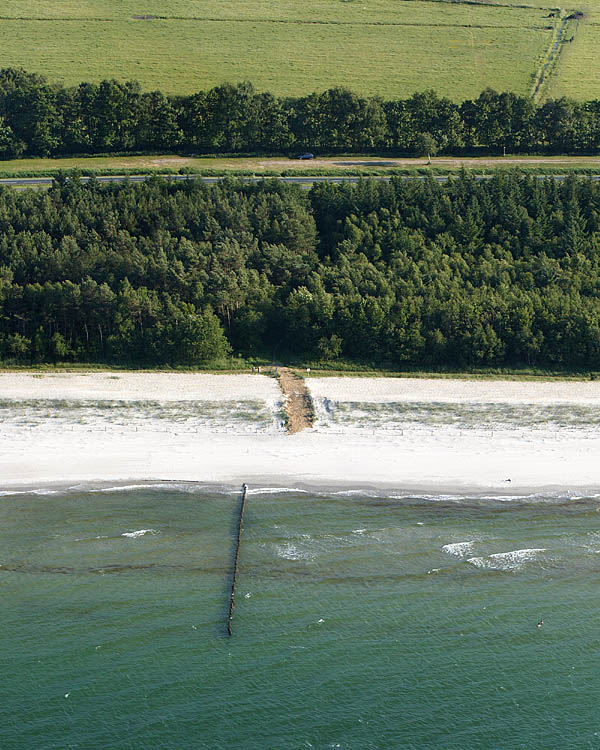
(276, 367, 314, 434)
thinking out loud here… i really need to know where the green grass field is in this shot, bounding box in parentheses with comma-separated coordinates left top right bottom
(0, 0, 558, 100)
(545, 2, 600, 100)
(0, 0, 555, 26)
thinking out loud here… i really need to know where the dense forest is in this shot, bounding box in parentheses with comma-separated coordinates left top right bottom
(1, 68, 600, 158)
(1, 173, 600, 368)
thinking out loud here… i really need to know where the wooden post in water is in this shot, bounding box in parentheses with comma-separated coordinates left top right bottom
(228, 483, 248, 636)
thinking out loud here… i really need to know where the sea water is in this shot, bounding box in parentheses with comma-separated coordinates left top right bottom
(2, 485, 600, 749)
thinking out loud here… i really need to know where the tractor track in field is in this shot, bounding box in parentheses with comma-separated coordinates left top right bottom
(532, 11, 570, 100)
(0, 15, 554, 32)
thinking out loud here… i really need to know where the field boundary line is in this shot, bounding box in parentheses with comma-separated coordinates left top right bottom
(0, 16, 556, 32)
(421, 0, 556, 8)
(165, 18, 552, 32)
(0, 16, 115, 22)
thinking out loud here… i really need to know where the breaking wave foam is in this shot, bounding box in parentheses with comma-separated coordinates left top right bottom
(246, 487, 308, 496)
(0, 488, 60, 497)
(275, 542, 314, 561)
(442, 541, 474, 557)
(468, 548, 546, 571)
(90, 483, 176, 493)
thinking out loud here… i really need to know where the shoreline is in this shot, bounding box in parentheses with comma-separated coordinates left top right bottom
(3, 477, 600, 502)
(1, 372, 600, 495)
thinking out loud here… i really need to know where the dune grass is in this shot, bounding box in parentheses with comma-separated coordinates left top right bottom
(0, 0, 554, 99)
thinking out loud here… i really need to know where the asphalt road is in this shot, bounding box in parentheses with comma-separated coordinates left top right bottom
(1, 173, 600, 189)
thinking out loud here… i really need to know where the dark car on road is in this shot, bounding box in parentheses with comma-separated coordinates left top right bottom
(294, 153, 314, 160)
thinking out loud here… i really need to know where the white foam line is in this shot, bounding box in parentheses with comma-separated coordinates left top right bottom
(246, 487, 309, 495)
(0, 488, 60, 497)
(90, 484, 174, 493)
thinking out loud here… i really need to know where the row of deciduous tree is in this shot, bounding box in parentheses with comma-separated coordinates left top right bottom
(2, 173, 600, 368)
(1, 68, 600, 157)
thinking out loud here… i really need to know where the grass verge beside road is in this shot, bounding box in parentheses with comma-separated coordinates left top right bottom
(4, 155, 600, 180)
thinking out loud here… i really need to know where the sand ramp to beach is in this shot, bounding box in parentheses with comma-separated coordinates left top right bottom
(276, 368, 314, 434)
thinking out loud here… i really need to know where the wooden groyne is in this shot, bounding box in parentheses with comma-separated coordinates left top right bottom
(227, 482, 248, 636)
(276, 367, 315, 434)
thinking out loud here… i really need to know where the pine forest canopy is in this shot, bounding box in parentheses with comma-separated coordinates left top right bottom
(1, 174, 600, 369)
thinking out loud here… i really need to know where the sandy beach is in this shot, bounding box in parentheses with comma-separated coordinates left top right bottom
(1, 371, 599, 495)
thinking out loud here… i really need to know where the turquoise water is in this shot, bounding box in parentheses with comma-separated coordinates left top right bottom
(2, 485, 600, 749)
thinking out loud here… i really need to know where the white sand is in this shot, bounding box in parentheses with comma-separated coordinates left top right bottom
(0, 372, 279, 403)
(308, 376, 600, 404)
(1, 372, 599, 495)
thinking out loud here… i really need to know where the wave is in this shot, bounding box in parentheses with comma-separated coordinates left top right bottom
(121, 529, 157, 538)
(78, 481, 240, 495)
(0, 481, 312, 500)
(274, 542, 314, 561)
(332, 489, 384, 497)
(74, 535, 109, 542)
(246, 487, 309, 495)
(467, 548, 546, 571)
(315, 488, 600, 505)
(3, 482, 600, 507)
(0, 488, 60, 497)
(323, 488, 590, 504)
(442, 541, 474, 557)
(90, 483, 178, 493)
(389, 490, 600, 506)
